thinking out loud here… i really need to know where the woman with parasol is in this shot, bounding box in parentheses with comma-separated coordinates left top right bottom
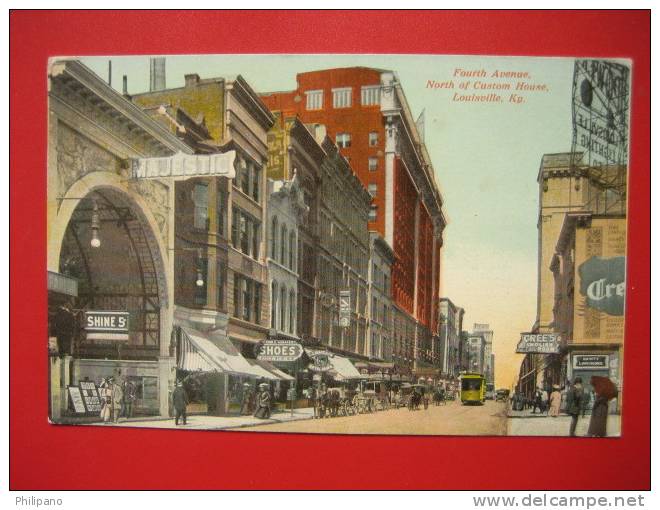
(587, 376, 618, 437)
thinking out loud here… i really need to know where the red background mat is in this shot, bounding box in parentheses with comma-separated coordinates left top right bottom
(10, 10, 650, 490)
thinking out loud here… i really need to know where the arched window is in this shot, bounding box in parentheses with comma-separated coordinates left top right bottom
(289, 231, 296, 271)
(280, 224, 288, 264)
(289, 289, 296, 335)
(280, 286, 287, 333)
(270, 216, 278, 260)
(271, 281, 278, 329)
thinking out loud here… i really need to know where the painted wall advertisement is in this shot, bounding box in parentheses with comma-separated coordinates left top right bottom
(574, 218, 627, 344)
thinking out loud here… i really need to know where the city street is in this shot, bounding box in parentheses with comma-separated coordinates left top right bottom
(244, 400, 508, 435)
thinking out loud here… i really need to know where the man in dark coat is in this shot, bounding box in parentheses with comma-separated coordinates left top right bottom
(240, 382, 254, 416)
(172, 380, 189, 426)
(567, 377, 585, 436)
(121, 379, 136, 419)
(253, 383, 271, 419)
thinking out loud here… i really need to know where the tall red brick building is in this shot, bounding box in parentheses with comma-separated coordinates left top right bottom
(261, 68, 447, 375)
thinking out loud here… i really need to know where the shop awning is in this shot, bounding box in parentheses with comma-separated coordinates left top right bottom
(178, 327, 276, 379)
(250, 359, 295, 381)
(306, 349, 362, 381)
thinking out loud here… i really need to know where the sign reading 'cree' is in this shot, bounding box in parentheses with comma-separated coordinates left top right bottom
(516, 333, 561, 354)
(578, 256, 626, 316)
(132, 150, 236, 180)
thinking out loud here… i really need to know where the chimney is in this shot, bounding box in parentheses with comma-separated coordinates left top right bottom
(122, 75, 128, 95)
(149, 57, 166, 91)
(108, 60, 112, 87)
(184, 73, 200, 88)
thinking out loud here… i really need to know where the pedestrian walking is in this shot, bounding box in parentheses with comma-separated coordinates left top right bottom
(240, 382, 254, 416)
(531, 387, 543, 413)
(121, 379, 136, 419)
(109, 376, 123, 423)
(172, 380, 188, 426)
(567, 377, 585, 436)
(541, 388, 549, 414)
(587, 376, 618, 437)
(99, 378, 112, 423)
(253, 383, 271, 419)
(548, 384, 562, 417)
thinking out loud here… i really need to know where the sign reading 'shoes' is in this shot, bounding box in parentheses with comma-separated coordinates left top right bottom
(516, 333, 561, 354)
(257, 340, 303, 362)
(132, 150, 236, 180)
(578, 256, 626, 316)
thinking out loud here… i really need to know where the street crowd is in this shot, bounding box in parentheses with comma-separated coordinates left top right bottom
(510, 375, 618, 437)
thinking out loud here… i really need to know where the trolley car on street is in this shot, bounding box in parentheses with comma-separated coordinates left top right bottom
(460, 373, 486, 405)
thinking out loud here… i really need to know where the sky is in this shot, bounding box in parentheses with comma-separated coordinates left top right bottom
(80, 54, 576, 389)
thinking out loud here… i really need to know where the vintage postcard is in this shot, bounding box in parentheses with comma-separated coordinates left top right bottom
(47, 54, 629, 437)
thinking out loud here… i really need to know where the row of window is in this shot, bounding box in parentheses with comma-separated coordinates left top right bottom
(235, 154, 261, 203)
(305, 85, 381, 111)
(269, 216, 297, 272)
(335, 132, 379, 148)
(231, 207, 260, 259)
(270, 282, 296, 335)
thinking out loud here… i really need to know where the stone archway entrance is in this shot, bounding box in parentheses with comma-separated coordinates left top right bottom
(55, 186, 171, 417)
(59, 187, 166, 357)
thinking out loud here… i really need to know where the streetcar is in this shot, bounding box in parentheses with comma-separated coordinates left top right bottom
(460, 373, 486, 405)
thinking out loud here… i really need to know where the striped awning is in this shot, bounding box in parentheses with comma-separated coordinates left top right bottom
(177, 327, 283, 379)
(248, 359, 295, 381)
(305, 349, 362, 381)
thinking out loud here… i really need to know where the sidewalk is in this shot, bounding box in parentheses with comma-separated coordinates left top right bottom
(87, 407, 316, 431)
(507, 412, 621, 437)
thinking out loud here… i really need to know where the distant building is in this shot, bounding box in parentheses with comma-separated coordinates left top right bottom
(438, 298, 465, 378)
(473, 323, 494, 384)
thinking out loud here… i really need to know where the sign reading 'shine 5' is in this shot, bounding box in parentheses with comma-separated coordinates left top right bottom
(85, 311, 129, 341)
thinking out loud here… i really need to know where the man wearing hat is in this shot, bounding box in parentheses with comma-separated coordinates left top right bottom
(253, 383, 271, 419)
(109, 376, 123, 424)
(172, 380, 189, 426)
(240, 382, 254, 415)
(567, 377, 585, 436)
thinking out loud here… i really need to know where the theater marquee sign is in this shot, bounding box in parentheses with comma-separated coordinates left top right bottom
(132, 150, 236, 180)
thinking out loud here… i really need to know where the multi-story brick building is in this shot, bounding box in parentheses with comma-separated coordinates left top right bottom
(265, 114, 324, 343)
(315, 132, 372, 357)
(261, 67, 447, 375)
(367, 231, 395, 361)
(266, 176, 307, 340)
(131, 72, 289, 414)
(265, 114, 372, 359)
